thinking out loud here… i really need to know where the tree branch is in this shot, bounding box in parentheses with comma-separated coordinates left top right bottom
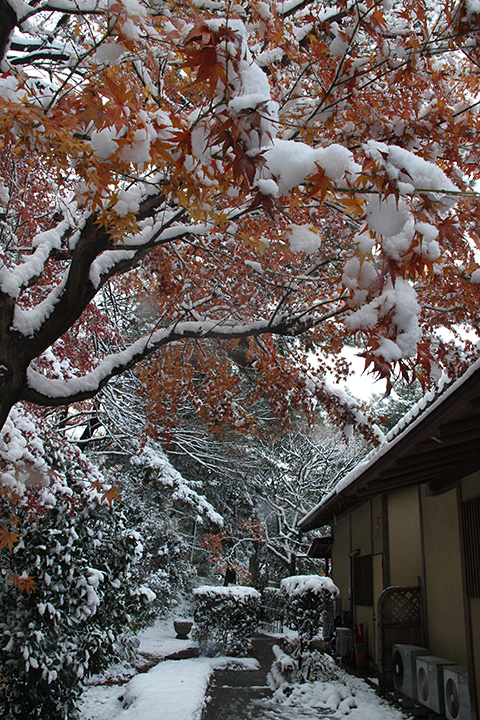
(22, 312, 327, 407)
(21, 194, 174, 358)
(0, 0, 17, 63)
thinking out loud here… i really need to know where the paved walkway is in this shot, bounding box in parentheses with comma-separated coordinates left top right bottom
(201, 635, 275, 720)
(200, 635, 333, 720)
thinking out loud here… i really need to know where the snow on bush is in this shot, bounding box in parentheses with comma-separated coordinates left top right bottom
(102, 440, 202, 619)
(270, 640, 348, 687)
(266, 655, 407, 720)
(193, 584, 260, 656)
(0, 406, 155, 720)
(280, 575, 339, 647)
(270, 643, 297, 686)
(270, 673, 357, 716)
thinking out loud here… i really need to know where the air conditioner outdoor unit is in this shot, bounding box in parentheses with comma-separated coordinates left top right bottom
(392, 644, 430, 700)
(444, 665, 471, 720)
(335, 627, 353, 659)
(416, 655, 454, 715)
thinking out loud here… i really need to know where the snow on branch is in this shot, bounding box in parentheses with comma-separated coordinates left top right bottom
(1, 0, 480, 438)
(10, 204, 199, 340)
(23, 314, 316, 405)
(10, 0, 109, 20)
(0, 222, 68, 299)
(131, 442, 223, 526)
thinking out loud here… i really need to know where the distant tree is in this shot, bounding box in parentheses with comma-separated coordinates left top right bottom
(253, 425, 365, 579)
(368, 379, 425, 433)
(196, 421, 367, 585)
(96, 438, 222, 616)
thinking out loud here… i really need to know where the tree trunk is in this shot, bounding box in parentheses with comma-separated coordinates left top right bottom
(0, 0, 17, 63)
(0, 362, 27, 430)
(0, 291, 29, 431)
(249, 545, 259, 584)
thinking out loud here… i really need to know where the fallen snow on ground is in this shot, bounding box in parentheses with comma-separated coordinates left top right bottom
(80, 656, 260, 720)
(136, 615, 197, 658)
(79, 617, 408, 720)
(265, 646, 410, 720)
(81, 657, 250, 720)
(255, 675, 409, 720)
(78, 616, 259, 720)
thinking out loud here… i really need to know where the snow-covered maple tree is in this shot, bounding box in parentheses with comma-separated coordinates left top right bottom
(1, 0, 480, 435)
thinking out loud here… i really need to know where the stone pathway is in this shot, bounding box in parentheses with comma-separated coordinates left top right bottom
(201, 635, 334, 720)
(201, 635, 275, 720)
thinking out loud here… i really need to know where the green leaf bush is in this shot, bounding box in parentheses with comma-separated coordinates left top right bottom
(0, 407, 155, 719)
(280, 575, 339, 646)
(193, 585, 260, 656)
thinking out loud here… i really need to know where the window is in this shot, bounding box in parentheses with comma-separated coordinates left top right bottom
(353, 553, 373, 606)
(462, 496, 480, 599)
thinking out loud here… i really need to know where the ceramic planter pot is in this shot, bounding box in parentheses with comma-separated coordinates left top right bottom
(174, 620, 193, 639)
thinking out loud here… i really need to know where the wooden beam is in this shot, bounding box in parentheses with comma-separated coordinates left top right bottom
(380, 447, 480, 480)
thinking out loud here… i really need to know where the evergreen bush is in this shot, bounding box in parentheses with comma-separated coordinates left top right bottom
(280, 575, 339, 647)
(0, 407, 155, 719)
(0, 500, 149, 719)
(193, 585, 260, 656)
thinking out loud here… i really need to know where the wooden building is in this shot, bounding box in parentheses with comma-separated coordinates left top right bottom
(299, 361, 480, 720)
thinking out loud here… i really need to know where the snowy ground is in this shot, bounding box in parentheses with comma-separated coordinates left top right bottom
(251, 674, 410, 720)
(78, 618, 410, 720)
(78, 618, 258, 720)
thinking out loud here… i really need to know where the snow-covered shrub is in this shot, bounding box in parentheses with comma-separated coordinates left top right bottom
(299, 649, 347, 683)
(193, 585, 260, 656)
(270, 643, 298, 687)
(98, 438, 224, 619)
(280, 575, 339, 646)
(0, 406, 155, 720)
(270, 642, 347, 687)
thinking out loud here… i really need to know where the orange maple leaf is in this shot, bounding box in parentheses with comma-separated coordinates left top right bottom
(90, 479, 103, 494)
(338, 195, 366, 218)
(308, 166, 334, 203)
(8, 574, 37, 595)
(0, 525, 20, 552)
(102, 486, 122, 506)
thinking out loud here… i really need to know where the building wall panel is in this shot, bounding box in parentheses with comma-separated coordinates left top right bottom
(421, 485, 467, 665)
(388, 486, 422, 587)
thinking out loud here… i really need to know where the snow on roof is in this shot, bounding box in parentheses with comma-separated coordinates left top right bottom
(300, 358, 480, 529)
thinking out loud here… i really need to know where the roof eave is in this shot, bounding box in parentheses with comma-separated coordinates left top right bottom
(299, 363, 480, 533)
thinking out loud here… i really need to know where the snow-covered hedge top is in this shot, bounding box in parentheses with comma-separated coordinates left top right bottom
(280, 575, 339, 598)
(193, 585, 261, 601)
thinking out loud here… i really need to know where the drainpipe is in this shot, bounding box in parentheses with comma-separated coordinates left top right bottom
(349, 549, 360, 628)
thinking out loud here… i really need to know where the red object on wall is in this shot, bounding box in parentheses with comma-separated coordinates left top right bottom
(354, 623, 365, 644)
